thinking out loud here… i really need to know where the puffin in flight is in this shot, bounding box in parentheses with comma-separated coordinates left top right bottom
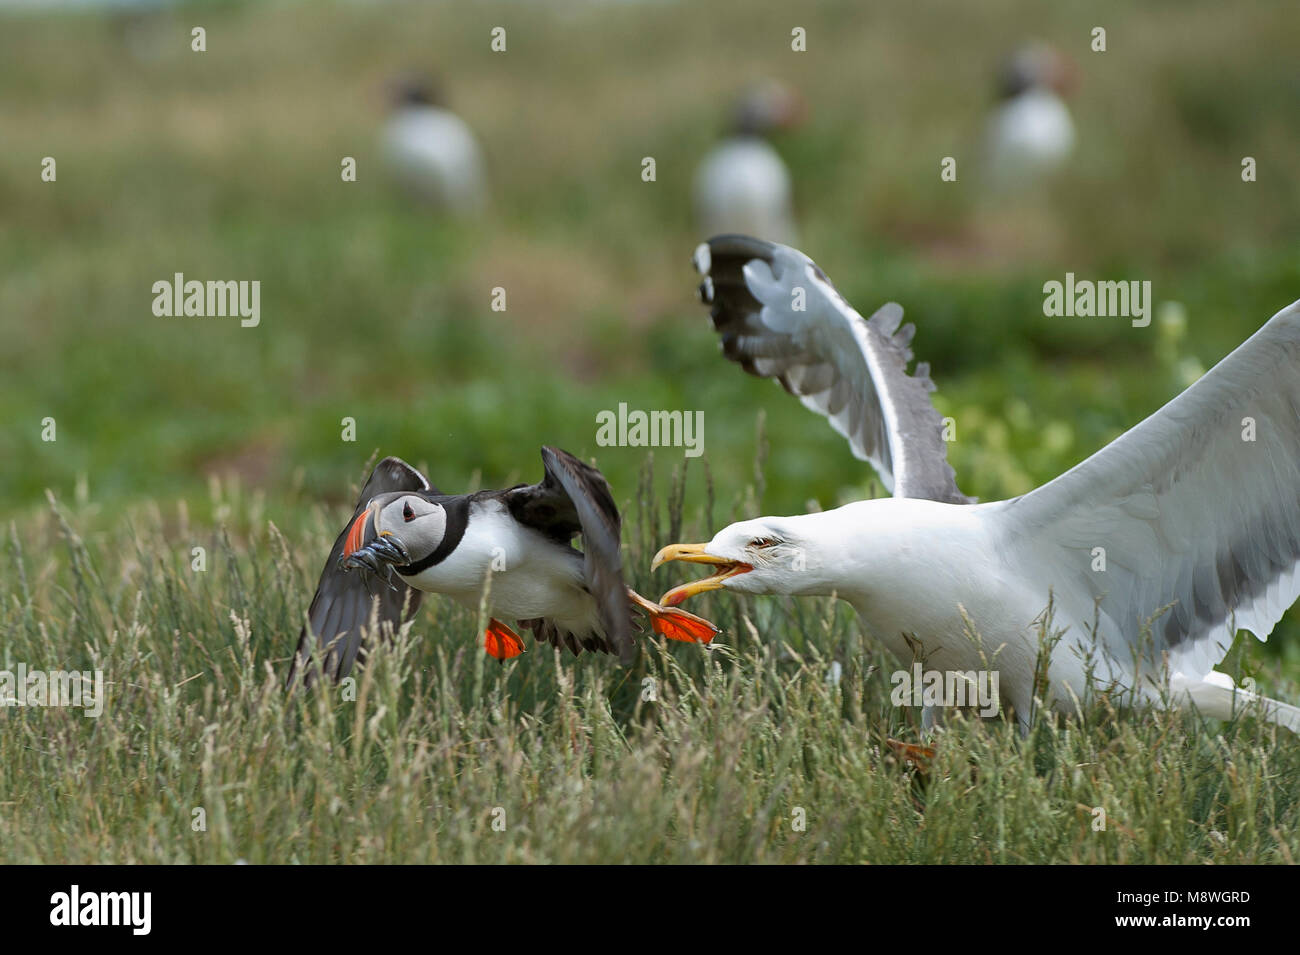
(288, 447, 717, 687)
(654, 235, 1300, 733)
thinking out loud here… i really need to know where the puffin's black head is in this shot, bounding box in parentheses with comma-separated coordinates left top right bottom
(389, 73, 445, 109)
(732, 80, 806, 137)
(997, 43, 1075, 100)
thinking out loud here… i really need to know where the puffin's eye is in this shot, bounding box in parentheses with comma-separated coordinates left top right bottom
(403, 502, 416, 523)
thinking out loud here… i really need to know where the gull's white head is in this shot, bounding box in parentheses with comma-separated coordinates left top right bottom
(651, 516, 829, 605)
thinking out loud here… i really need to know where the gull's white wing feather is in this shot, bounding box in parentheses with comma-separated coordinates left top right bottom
(694, 235, 971, 504)
(993, 300, 1300, 698)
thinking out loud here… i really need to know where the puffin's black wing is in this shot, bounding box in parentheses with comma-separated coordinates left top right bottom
(288, 457, 437, 689)
(504, 447, 635, 664)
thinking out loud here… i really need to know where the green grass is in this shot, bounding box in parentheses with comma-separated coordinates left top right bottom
(2, 0, 1300, 862)
(3, 482, 1298, 864)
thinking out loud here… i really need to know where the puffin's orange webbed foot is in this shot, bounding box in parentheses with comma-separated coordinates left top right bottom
(627, 589, 721, 645)
(649, 606, 720, 644)
(484, 618, 526, 662)
(886, 737, 936, 770)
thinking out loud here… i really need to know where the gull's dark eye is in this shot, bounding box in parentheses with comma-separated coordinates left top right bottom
(749, 537, 777, 549)
(403, 501, 416, 523)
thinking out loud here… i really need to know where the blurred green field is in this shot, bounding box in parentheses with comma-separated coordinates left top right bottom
(4, 0, 1300, 516)
(2, 0, 1300, 862)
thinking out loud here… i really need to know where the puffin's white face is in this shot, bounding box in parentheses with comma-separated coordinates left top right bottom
(373, 494, 448, 561)
(652, 517, 816, 605)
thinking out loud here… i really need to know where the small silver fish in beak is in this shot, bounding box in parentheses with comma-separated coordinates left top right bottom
(339, 531, 412, 589)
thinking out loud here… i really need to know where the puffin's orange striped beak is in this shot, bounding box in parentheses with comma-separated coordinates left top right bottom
(343, 503, 378, 558)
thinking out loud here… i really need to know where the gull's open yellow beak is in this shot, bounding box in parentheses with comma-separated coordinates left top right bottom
(651, 543, 752, 607)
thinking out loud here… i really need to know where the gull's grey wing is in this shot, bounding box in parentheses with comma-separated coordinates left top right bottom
(505, 447, 635, 664)
(995, 299, 1300, 685)
(694, 234, 972, 504)
(288, 457, 436, 688)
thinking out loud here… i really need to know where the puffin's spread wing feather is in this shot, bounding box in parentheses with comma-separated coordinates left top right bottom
(289, 457, 436, 687)
(997, 300, 1300, 689)
(505, 447, 635, 664)
(694, 234, 971, 504)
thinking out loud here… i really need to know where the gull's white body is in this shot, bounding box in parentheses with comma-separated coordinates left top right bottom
(757, 498, 1300, 729)
(740, 502, 1038, 711)
(778, 501, 1047, 719)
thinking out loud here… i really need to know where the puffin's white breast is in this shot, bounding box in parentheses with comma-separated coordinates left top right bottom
(382, 106, 487, 212)
(693, 137, 795, 244)
(985, 88, 1075, 181)
(401, 500, 591, 624)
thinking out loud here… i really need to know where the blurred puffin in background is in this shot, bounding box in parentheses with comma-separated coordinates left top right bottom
(693, 80, 806, 244)
(984, 42, 1077, 189)
(381, 74, 488, 213)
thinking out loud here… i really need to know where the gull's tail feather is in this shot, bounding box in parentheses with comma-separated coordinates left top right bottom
(1175, 671, 1300, 734)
